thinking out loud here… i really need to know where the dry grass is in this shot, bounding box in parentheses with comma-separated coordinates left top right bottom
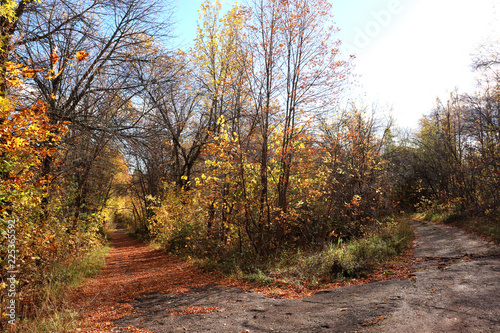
(65, 223, 415, 332)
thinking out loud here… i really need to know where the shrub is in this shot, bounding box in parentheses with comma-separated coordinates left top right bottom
(148, 186, 208, 255)
(282, 220, 414, 284)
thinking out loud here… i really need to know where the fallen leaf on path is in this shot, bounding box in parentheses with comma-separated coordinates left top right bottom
(70, 229, 414, 332)
(169, 306, 218, 315)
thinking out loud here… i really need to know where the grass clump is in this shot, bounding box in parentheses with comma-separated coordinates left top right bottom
(283, 220, 414, 285)
(446, 214, 500, 244)
(9, 244, 110, 333)
(190, 219, 414, 290)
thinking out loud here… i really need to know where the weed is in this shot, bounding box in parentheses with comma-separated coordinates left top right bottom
(449, 215, 500, 244)
(245, 269, 274, 285)
(7, 245, 110, 333)
(415, 204, 500, 244)
(221, 219, 415, 288)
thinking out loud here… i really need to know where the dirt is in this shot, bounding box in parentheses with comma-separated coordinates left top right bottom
(74, 220, 500, 332)
(369, 220, 500, 333)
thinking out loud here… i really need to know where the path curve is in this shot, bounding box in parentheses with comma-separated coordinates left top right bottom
(76, 220, 500, 332)
(370, 220, 500, 333)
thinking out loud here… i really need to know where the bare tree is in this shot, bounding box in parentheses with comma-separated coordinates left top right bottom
(11, 0, 174, 215)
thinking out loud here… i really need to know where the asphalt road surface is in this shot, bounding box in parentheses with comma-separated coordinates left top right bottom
(115, 220, 500, 333)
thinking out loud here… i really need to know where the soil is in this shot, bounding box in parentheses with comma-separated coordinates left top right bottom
(72, 220, 500, 333)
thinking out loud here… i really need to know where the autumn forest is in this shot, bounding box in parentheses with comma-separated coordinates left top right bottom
(1, 0, 499, 330)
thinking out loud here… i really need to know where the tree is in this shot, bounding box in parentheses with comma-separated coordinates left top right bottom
(133, 0, 353, 256)
(0, 0, 43, 96)
(319, 104, 391, 238)
(12, 0, 173, 215)
(246, 0, 281, 247)
(247, 0, 350, 244)
(401, 42, 500, 219)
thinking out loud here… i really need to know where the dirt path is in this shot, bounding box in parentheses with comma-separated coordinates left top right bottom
(70, 228, 229, 332)
(73, 220, 500, 332)
(370, 220, 500, 332)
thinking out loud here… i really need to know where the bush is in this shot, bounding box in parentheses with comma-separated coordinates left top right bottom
(4, 244, 109, 332)
(260, 219, 414, 287)
(292, 220, 413, 282)
(335, 220, 413, 277)
(148, 187, 208, 255)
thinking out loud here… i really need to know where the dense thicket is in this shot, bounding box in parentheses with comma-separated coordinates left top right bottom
(399, 59, 500, 220)
(125, 1, 500, 261)
(0, 0, 173, 326)
(125, 1, 500, 260)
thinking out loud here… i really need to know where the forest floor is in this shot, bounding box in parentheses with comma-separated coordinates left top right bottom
(70, 220, 500, 333)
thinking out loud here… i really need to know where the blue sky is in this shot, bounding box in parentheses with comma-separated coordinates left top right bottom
(172, 0, 499, 129)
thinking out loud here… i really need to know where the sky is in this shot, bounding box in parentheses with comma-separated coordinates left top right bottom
(173, 0, 500, 129)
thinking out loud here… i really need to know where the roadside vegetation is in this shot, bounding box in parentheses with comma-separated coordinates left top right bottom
(9, 244, 110, 333)
(414, 208, 500, 244)
(190, 219, 414, 289)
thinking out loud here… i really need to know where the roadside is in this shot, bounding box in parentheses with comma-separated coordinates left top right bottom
(369, 220, 500, 332)
(72, 219, 500, 332)
(69, 224, 412, 332)
(69, 227, 226, 332)
(113, 220, 500, 332)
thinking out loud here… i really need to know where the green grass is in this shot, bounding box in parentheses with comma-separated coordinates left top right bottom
(414, 206, 500, 244)
(273, 220, 414, 286)
(191, 219, 414, 289)
(9, 244, 110, 333)
(413, 209, 456, 223)
(448, 215, 500, 244)
(48, 245, 110, 291)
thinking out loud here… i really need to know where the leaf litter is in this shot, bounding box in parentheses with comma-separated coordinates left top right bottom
(70, 230, 413, 332)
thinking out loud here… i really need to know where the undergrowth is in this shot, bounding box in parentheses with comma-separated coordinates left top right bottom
(190, 219, 414, 289)
(414, 203, 500, 244)
(4, 245, 110, 333)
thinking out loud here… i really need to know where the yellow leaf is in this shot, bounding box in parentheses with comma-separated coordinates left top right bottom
(45, 70, 62, 80)
(6, 77, 21, 87)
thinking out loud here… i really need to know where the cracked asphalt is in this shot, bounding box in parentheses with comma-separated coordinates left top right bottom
(370, 220, 500, 333)
(115, 220, 500, 332)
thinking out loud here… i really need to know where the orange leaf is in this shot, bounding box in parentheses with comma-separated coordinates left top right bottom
(22, 67, 45, 78)
(50, 51, 59, 65)
(75, 50, 89, 62)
